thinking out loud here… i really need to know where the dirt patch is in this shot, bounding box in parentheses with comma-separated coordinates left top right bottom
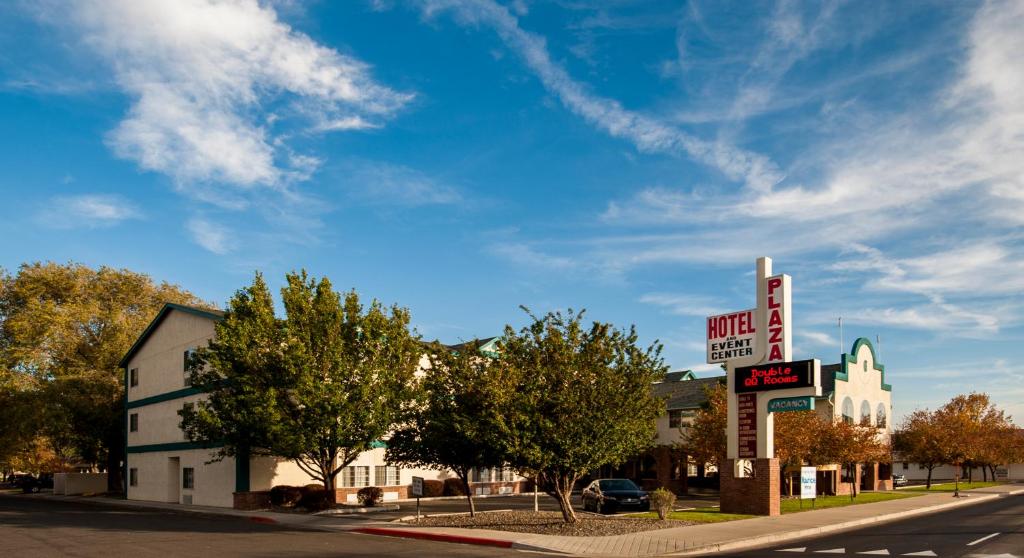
(402, 510, 691, 536)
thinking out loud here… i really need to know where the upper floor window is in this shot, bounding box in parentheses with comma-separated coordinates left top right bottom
(841, 397, 854, 424)
(129, 368, 138, 388)
(860, 400, 872, 426)
(129, 413, 138, 432)
(183, 348, 196, 387)
(182, 467, 194, 490)
(876, 403, 888, 428)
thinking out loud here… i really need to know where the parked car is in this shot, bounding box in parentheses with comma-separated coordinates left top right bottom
(16, 474, 53, 493)
(581, 478, 650, 514)
(893, 474, 908, 487)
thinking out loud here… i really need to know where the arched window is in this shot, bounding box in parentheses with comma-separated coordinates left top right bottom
(842, 397, 854, 424)
(863, 361, 868, 372)
(876, 403, 887, 428)
(860, 400, 872, 425)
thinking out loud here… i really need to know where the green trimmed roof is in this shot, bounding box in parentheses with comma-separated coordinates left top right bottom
(835, 337, 892, 392)
(118, 303, 224, 368)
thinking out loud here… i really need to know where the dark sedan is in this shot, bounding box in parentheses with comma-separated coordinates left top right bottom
(581, 478, 650, 514)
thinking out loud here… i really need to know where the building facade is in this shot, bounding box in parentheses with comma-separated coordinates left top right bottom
(122, 303, 526, 509)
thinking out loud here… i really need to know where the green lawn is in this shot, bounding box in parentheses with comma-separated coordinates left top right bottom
(629, 508, 755, 523)
(902, 481, 1004, 493)
(780, 491, 918, 513)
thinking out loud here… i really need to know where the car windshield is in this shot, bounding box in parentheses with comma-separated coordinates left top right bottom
(599, 479, 639, 491)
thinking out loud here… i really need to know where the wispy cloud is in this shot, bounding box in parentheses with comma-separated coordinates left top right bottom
(339, 161, 463, 207)
(417, 0, 783, 192)
(186, 218, 234, 255)
(639, 293, 724, 318)
(49, 0, 411, 190)
(38, 194, 141, 228)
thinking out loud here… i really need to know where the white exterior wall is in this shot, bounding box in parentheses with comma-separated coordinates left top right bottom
(128, 394, 207, 447)
(126, 311, 215, 402)
(655, 412, 691, 446)
(832, 341, 893, 443)
(127, 448, 236, 508)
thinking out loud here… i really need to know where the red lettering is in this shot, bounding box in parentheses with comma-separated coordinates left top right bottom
(768, 294, 780, 309)
(718, 316, 727, 338)
(728, 314, 738, 336)
(708, 317, 716, 339)
(747, 311, 755, 333)
(769, 345, 783, 361)
(769, 327, 783, 343)
(769, 310, 782, 326)
(768, 276, 782, 294)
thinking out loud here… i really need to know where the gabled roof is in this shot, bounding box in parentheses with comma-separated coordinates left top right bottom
(444, 336, 499, 353)
(653, 375, 726, 411)
(119, 303, 224, 368)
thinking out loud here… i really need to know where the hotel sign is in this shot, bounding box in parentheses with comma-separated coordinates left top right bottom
(706, 309, 757, 363)
(737, 393, 757, 459)
(767, 396, 815, 413)
(734, 359, 815, 393)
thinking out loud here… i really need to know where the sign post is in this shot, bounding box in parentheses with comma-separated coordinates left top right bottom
(710, 257, 821, 517)
(411, 476, 424, 521)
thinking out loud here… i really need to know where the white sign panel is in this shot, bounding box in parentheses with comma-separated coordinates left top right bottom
(706, 309, 757, 363)
(800, 467, 816, 499)
(411, 476, 424, 498)
(764, 274, 792, 363)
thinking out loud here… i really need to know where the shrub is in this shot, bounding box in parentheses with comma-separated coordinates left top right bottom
(650, 488, 676, 520)
(269, 485, 303, 508)
(422, 479, 444, 497)
(299, 484, 331, 510)
(443, 477, 466, 496)
(357, 486, 383, 507)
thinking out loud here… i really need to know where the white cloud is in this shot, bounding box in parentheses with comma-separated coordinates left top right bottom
(39, 194, 141, 228)
(341, 161, 462, 206)
(639, 293, 723, 317)
(61, 0, 411, 189)
(488, 243, 575, 270)
(186, 218, 234, 254)
(417, 0, 783, 192)
(797, 330, 838, 348)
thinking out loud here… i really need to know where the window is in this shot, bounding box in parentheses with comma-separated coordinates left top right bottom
(876, 403, 887, 428)
(902, 462, 908, 470)
(864, 361, 868, 372)
(183, 349, 196, 387)
(129, 468, 138, 487)
(374, 466, 401, 486)
(471, 467, 492, 482)
(340, 466, 370, 488)
(669, 410, 682, 428)
(841, 397, 854, 424)
(129, 368, 138, 387)
(499, 467, 514, 482)
(182, 467, 194, 489)
(129, 413, 138, 432)
(860, 400, 872, 426)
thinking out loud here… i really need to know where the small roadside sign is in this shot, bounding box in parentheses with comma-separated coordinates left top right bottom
(800, 467, 817, 500)
(411, 476, 424, 497)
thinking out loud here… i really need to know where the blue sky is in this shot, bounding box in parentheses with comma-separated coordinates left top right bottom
(2, 0, 1022, 422)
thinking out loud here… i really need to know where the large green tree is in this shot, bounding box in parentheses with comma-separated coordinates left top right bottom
(386, 340, 506, 517)
(0, 262, 204, 490)
(494, 309, 667, 523)
(181, 271, 422, 493)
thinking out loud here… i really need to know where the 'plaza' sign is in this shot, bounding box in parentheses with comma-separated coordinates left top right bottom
(706, 309, 756, 363)
(734, 359, 815, 393)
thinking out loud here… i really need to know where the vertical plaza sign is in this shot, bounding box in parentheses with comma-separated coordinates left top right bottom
(707, 257, 822, 516)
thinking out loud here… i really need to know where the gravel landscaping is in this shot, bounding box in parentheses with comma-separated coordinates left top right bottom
(402, 510, 693, 536)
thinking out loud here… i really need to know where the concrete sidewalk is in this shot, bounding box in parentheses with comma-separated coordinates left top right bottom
(353, 483, 1024, 557)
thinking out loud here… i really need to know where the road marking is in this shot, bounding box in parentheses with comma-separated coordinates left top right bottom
(967, 532, 1001, 546)
(815, 549, 845, 554)
(858, 550, 890, 555)
(901, 552, 937, 557)
(776, 548, 806, 553)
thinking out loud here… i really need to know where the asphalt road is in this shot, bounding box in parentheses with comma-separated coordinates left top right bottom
(718, 493, 1023, 558)
(0, 493, 527, 557)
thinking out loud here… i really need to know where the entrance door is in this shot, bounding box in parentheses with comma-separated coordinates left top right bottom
(167, 457, 180, 503)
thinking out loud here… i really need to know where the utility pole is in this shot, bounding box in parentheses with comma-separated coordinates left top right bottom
(838, 317, 844, 355)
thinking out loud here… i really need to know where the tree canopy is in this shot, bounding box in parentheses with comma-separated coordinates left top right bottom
(492, 308, 668, 523)
(181, 271, 421, 493)
(0, 262, 204, 488)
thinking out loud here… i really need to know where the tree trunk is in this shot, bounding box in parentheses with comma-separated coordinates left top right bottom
(849, 464, 857, 501)
(550, 473, 578, 523)
(982, 466, 988, 482)
(105, 421, 124, 494)
(926, 466, 933, 489)
(968, 464, 973, 484)
(460, 473, 476, 517)
(989, 465, 997, 481)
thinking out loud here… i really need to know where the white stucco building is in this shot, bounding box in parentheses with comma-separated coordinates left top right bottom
(122, 303, 524, 509)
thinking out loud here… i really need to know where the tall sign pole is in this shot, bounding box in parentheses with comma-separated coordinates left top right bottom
(710, 257, 821, 516)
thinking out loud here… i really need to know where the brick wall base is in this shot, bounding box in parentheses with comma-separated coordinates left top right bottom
(720, 458, 780, 516)
(233, 491, 271, 510)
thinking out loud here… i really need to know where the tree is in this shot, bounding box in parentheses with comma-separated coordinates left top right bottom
(493, 308, 667, 523)
(386, 340, 505, 517)
(814, 419, 888, 500)
(934, 393, 1009, 493)
(774, 410, 824, 495)
(0, 262, 205, 491)
(893, 409, 945, 489)
(181, 271, 422, 494)
(678, 382, 727, 472)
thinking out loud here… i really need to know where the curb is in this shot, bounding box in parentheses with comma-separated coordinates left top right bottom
(351, 527, 562, 554)
(669, 492, 1005, 556)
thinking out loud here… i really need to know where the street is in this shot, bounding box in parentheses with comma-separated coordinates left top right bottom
(0, 494, 526, 557)
(717, 494, 1023, 558)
